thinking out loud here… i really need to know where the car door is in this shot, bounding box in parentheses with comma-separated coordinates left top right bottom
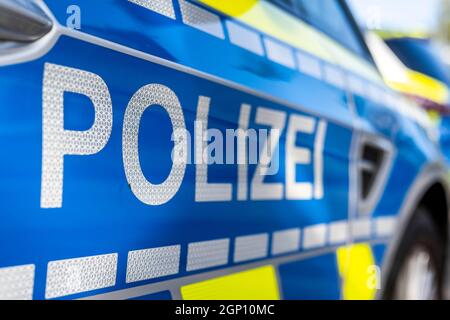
(312, 0, 442, 300)
(1, 0, 357, 300)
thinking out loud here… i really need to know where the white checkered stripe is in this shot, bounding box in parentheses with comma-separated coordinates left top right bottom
(0, 264, 35, 300)
(45, 254, 117, 299)
(126, 245, 180, 283)
(128, 0, 176, 19)
(187, 239, 230, 271)
(271, 228, 301, 255)
(234, 233, 269, 262)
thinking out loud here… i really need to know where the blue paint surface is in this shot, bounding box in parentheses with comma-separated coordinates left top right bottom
(0, 0, 442, 300)
(279, 254, 341, 300)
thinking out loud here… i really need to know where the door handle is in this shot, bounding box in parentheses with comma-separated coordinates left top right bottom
(0, 0, 52, 42)
(357, 136, 394, 216)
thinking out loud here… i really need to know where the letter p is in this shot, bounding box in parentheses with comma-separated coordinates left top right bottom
(41, 63, 112, 208)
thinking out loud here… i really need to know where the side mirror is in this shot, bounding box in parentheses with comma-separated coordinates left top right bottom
(0, 0, 52, 42)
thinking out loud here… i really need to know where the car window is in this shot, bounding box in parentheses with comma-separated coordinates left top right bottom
(269, 0, 369, 59)
(385, 38, 450, 87)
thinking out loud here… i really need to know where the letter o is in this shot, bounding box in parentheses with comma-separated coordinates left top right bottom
(123, 84, 186, 205)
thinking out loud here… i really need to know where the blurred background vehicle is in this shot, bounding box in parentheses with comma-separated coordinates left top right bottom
(349, 0, 450, 161)
(367, 32, 450, 117)
(365, 31, 450, 161)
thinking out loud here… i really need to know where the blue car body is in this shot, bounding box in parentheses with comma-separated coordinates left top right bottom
(0, 0, 448, 300)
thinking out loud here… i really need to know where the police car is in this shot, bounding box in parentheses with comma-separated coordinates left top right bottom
(0, 0, 448, 300)
(366, 31, 450, 165)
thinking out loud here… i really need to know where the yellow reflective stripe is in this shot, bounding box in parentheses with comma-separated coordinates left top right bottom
(201, 0, 332, 61)
(320, 39, 383, 85)
(198, 0, 383, 85)
(387, 69, 449, 105)
(427, 110, 442, 125)
(376, 30, 430, 40)
(181, 265, 280, 300)
(198, 0, 258, 17)
(336, 244, 377, 300)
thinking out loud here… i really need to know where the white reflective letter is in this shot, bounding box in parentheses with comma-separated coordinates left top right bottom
(286, 114, 315, 200)
(123, 84, 187, 205)
(41, 63, 113, 208)
(237, 104, 251, 201)
(314, 120, 327, 199)
(195, 96, 232, 202)
(251, 107, 286, 200)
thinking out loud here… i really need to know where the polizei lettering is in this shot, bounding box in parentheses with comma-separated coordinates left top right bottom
(41, 63, 327, 208)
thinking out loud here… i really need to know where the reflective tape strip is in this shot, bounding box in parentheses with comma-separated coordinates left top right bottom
(328, 221, 348, 245)
(187, 239, 229, 271)
(179, 0, 225, 39)
(271, 228, 301, 255)
(391, 68, 450, 105)
(234, 233, 269, 262)
(133, 0, 405, 115)
(303, 224, 327, 249)
(263, 37, 296, 69)
(375, 216, 396, 238)
(128, 0, 176, 19)
(0, 264, 35, 300)
(296, 51, 322, 79)
(145, 0, 424, 128)
(226, 20, 264, 56)
(324, 64, 346, 89)
(198, 0, 383, 84)
(351, 218, 372, 240)
(181, 265, 280, 300)
(126, 245, 180, 283)
(45, 253, 117, 299)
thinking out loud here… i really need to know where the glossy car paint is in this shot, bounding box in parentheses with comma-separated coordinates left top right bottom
(0, 0, 447, 300)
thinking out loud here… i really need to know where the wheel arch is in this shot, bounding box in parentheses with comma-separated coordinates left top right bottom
(378, 162, 450, 299)
(418, 182, 448, 242)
